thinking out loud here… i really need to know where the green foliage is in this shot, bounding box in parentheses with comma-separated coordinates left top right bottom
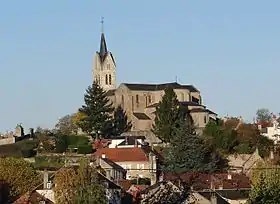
(77, 145, 93, 154)
(66, 135, 89, 147)
(204, 120, 238, 154)
(21, 149, 37, 158)
(54, 158, 107, 204)
(34, 155, 64, 169)
(55, 135, 68, 153)
(131, 177, 151, 185)
(0, 138, 39, 157)
(79, 82, 114, 139)
(111, 105, 132, 137)
(203, 119, 273, 156)
(152, 87, 182, 143)
(256, 108, 272, 123)
(248, 162, 280, 204)
(164, 118, 224, 173)
(0, 157, 41, 201)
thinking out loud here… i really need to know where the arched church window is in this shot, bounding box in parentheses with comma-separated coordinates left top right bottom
(109, 74, 112, 85)
(121, 95, 124, 107)
(105, 74, 108, 85)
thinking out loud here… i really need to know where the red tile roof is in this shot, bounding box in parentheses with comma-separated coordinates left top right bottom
(164, 172, 251, 190)
(13, 191, 54, 204)
(118, 180, 132, 191)
(95, 147, 149, 162)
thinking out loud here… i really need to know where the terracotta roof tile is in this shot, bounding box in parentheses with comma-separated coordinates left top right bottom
(95, 147, 149, 162)
(13, 191, 54, 204)
(164, 172, 251, 190)
(118, 180, 132, 191)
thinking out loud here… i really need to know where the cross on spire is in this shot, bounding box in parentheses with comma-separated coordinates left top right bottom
(101, 17, 104, 33)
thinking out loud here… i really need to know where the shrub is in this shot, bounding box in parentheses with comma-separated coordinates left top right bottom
(55, 135, 68, 153)
(21, 149, 37, 158)
(77, 145, 93, 154)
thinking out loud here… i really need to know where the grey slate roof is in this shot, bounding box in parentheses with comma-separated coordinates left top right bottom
(101, 158, 126, 172)
(123, 82, 199, 92)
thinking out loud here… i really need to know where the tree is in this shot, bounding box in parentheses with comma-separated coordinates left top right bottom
(0, 157, 41, 201)
(203, 120, 238, 155)
(72, 111, 87, 133)
(164, 118, 223, 173)
(55, 114, 78, 135)
(54, 158, 107, 204)
(256, 108, 272, 123)
(112, 105, 132, 137)
(248, 161, 280, 204)
(74, 159, 107, 204)
(152, 87, 182, 143)
(79, 82, 114, 139)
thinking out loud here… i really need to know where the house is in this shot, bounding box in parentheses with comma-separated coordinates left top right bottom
(13, 190, 54, 204)
(108, 136, 145, 148)
(137, 172, 251, 204)
(92, 25, 217, 135)
(257, 115, 280, 144)
(96, 156, 127, 181)
(95, 146, 158, 184)
(14, 167, 123, 204)
(227, 148, 263, 176)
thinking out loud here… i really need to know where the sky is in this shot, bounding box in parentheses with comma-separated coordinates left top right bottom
(0, 1, 280, 132)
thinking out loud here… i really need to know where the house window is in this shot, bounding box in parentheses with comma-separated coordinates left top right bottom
(107, 64, 110, 69)
(137, 164, 145, 171)
(105, 74, 108, 85)
(109, 74, 112, 85)
(204, 116, 207, 124)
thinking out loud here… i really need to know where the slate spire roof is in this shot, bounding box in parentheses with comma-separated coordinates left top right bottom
(99, 32, 108, 60)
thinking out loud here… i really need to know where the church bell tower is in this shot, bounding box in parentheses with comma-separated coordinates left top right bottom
(93, 17, 116, 91)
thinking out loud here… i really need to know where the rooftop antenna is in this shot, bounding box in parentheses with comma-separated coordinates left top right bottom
(100, 16, 104, 33)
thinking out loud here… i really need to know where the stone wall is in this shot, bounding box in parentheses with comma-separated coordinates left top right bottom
(0, 137, 16, 146)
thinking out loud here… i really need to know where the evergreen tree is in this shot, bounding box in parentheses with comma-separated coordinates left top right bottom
(164, 118, 221, 173)
(112, 105, 132, 137)
(152, 87, 182, 143)
(79, 82, 114, 139)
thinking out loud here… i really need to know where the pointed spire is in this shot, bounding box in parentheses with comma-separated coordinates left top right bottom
(99, 17, 108, 59)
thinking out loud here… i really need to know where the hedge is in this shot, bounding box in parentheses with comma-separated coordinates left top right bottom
(77, 145, 93, 154)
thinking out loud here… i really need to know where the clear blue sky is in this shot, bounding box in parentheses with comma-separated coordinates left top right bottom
(1, 1, 279, 131)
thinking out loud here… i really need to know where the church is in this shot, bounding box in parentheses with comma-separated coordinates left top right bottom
(92, 26, 217, 136)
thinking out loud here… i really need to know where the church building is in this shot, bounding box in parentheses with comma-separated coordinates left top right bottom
(93, 24, 217, 136)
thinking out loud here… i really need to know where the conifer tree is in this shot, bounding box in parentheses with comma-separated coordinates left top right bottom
(152, 87, 182, 143)
(112, 105, 132, 137)
(79, 82, 114, 139)
(164, 117, 221, 173)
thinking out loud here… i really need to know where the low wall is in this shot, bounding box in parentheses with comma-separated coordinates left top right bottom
(0, 137, 16, 146)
